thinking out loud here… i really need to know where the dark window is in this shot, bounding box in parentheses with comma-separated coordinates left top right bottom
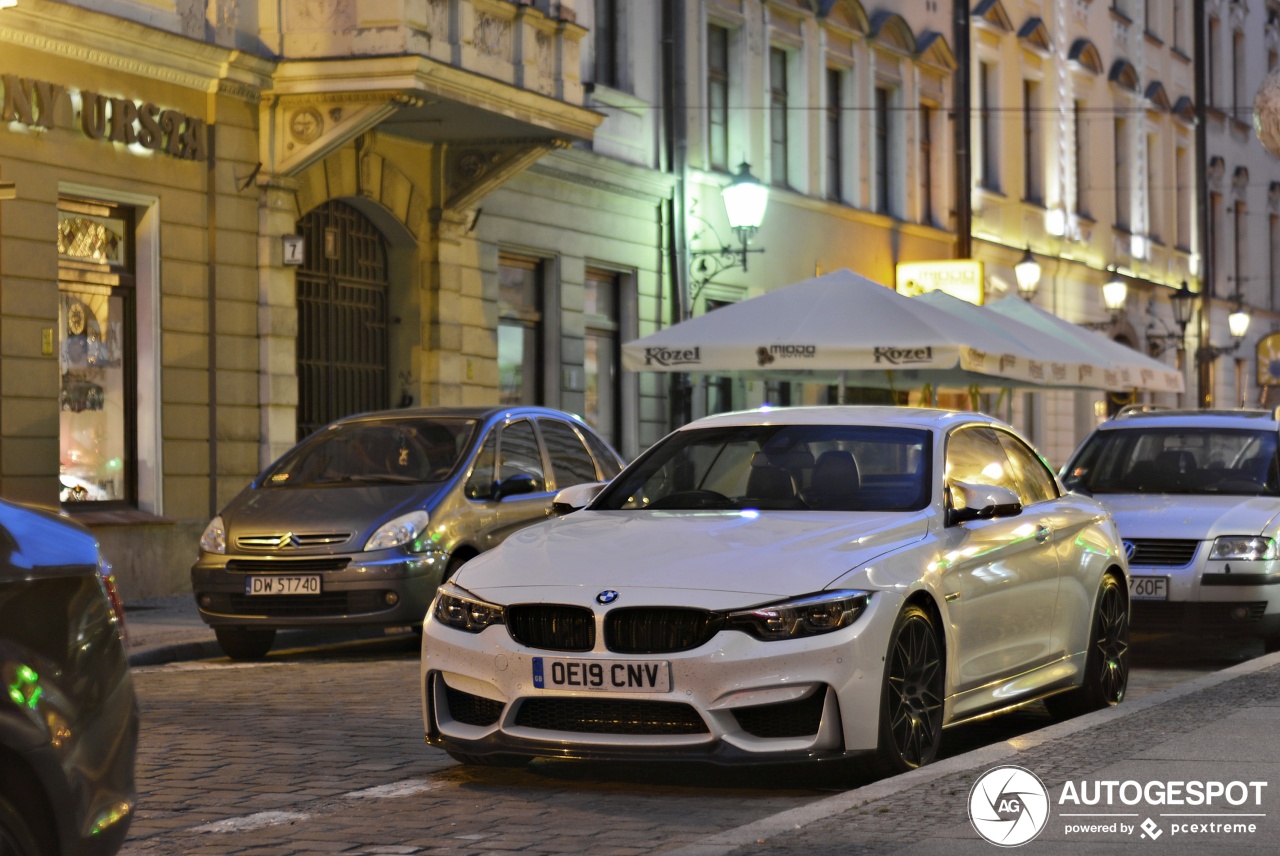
(1210, 191, 1224, 295)
(979, 62, 999, 191)
(1114, 117, 1130, 231)
(875, 86, 892, 214)
(465, 430, 498, 499)
(708, 25, 730, 171)
(1235, 200, 1248, 298)
(539, 419, 600, 488)
(498, 420, 545, 492)
(1023, 79, 1042, 203)
(584, 268, 621, 447)
(1176, 145, 1191, 249)
(1074, 100, 1089, 217)
(498, 254, 543, 405)
(919, 103, 934, 225)
(593, 0, 622, 89)
(827, 68, 843, 201)
(770, 47, 789, 188)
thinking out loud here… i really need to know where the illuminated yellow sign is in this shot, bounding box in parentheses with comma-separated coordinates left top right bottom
(895, 260, 986, 305)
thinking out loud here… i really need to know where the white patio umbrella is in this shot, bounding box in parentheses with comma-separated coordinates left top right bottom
(621, 269, 1052, 395)
(986, 297, 1184, 394)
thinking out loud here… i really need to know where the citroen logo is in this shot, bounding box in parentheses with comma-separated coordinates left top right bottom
(596, 590, 619, 605)
(1122, 540, 1136, 561)
(274, 532, 302, 549)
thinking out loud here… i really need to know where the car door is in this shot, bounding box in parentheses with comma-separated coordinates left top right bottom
(939, 426, 1062, 694)
(486, 417, 555, 547)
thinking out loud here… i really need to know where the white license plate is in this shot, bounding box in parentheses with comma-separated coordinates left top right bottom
(245, 575, 321, 596)
(1129, 575, 1169, 601)
(532, 657, 671, 692)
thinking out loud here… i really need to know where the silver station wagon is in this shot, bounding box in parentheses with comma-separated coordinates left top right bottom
(191, 406, 624, 659)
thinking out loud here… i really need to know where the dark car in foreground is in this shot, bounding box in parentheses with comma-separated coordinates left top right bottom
(0, 498, 138, 856)
(192, 406, 625, 659)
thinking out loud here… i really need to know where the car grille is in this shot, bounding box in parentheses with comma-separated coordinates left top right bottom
(1131, 600, 1268, 628)
(514, 698, 708, 735)
(604, 607, 723, 654)
(731, 689, 828, 739)
(225, 558, 352, 573)
(224, 591, 388, 617)
(505, 605, 595, 652)
(1126, 539, 1200, 567)
(443, 684, 504, 727)
(235, 532, 352, 550)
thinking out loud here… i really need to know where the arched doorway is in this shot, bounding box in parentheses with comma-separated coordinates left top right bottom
(295, 200, 390, 440)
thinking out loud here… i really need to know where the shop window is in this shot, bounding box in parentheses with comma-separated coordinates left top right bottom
(57, 197, 136, 507)
(584, 268, 621, 447)
(498, 254, 544, 405)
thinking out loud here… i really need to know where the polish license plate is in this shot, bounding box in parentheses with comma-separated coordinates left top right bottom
(1129, 575, 1168, 601)
(245, 575, 322, 596)
(532, 657, 671, 692)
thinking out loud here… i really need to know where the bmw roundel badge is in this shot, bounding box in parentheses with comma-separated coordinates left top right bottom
(596, 589, 619, 605)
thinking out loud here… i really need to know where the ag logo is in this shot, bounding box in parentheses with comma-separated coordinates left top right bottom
(968, 765, 1050, 847)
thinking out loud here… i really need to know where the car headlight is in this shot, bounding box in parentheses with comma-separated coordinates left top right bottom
(199, 516, 226, 554)
(364, 511, 431, 552)
(725, 590, 871, 641)
(1210, 536, 1279, 561)
(433, 588, 505, 633)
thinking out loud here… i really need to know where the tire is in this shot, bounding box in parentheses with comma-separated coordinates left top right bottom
(443, 553, 474, 582)
(0, 792, 44, 856)
(1264, 635, 1280, 655)
(871, 604, 945, 776)
(215, 626, 276, 660)
(1046, 572, 1129, 720)
(444, 750, 531, 768)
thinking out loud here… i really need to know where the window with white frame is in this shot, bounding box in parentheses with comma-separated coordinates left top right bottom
(874, 85, 894, 215)
(593, 0, 624, 90)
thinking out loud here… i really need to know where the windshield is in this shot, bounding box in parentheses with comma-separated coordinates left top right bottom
(593, 424, 931, 512)
(263, 418, 478, 487)
(1063, 427, 1280, 496)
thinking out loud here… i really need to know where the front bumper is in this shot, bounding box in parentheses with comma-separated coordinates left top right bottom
(419, 590, 901, 764)
(1128, 544, 1280, 638)
(191, 546, 449, 628)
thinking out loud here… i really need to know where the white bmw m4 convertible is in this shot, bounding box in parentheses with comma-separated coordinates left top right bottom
(421, 406, 1129, 774)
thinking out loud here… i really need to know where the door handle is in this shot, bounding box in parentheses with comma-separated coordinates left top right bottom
(1034, 525, 1052, 543)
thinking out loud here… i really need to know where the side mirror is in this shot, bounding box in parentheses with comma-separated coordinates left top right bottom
(493, 473, 539, 501)
(550, 482, 607, 516)
(947, 481, 1023, 525)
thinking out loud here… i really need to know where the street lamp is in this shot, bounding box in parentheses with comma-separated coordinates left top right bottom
(690, 162, 769, 299)
(1198, 299, 1251, 362)
(1081, 271, 1128, 330)
(1014, 246, 1041, 300)
(1147, 280, 1197, 358)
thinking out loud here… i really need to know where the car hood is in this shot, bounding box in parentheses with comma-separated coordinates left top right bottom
(223, 483, 446, 539)
(1091, 493, 1280, 539)
(453, 509, 930, 607)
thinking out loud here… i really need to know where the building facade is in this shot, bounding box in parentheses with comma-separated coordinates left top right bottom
(3, 0, 1278, 599)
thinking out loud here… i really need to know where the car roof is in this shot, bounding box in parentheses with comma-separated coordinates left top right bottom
(1096, 408, 1280, 432)
(329, 405, 589, 427)
(678, 405, 1007, 432)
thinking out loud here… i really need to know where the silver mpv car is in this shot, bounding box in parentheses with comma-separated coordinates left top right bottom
(192, 406, 624, 659)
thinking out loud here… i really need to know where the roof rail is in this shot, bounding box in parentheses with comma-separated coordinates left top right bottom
(1114, 404, 1173, 419)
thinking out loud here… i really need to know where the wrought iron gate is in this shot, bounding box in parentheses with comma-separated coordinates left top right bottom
(295, 201, 390, 440)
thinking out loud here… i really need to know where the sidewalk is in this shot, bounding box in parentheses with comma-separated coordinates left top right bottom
(124, 596, 1280, 854)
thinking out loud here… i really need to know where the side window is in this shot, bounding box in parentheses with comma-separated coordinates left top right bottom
(498, 420, 546, 492)
(945, 426, 1018, 496)
(539, 419, 600, 488)
(465, 429, 497, 499)
(582, 429, 623, 479)
(997, 432, 1060, 505)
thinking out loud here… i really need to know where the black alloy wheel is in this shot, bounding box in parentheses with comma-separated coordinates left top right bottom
(874, 604, 944, 774)
(1046, 572, 1129, 719)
